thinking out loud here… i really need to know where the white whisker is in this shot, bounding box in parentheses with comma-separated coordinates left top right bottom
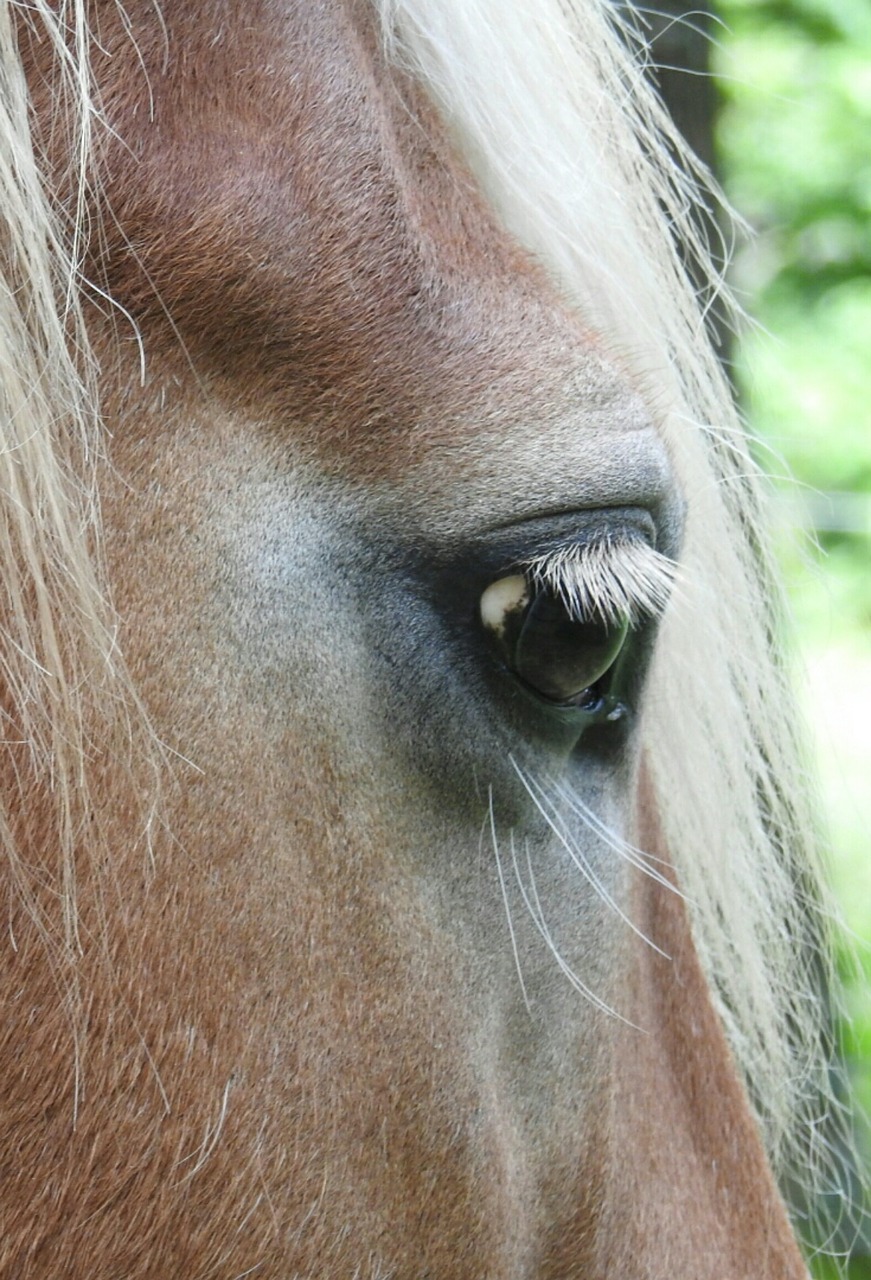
(487, 789, 531, 1014)
(548, 774, 686, 901)
(510, 757, 669, 960)
(510, 831, 639, 1027)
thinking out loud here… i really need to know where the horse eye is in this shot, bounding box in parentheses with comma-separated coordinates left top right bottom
(480, 574, 629, 707)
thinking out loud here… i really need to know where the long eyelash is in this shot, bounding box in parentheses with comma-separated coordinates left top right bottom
(522, 538, 679, 627)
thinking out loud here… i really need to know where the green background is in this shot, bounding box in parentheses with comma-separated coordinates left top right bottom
(713, 0, 870, 1272)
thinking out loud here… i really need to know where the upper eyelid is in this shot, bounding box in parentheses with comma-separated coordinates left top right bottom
(466, 505, 661, 574)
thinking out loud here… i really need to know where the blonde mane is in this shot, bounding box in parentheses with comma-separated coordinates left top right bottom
(377, 0, 838, 1214)
(0, 0, 156, 991)
(0, 0, 845, 1249)
(1, 0, 100, 943)
(376, 0, 845, 1208)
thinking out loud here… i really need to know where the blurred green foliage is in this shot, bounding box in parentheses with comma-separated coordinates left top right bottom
(716, 0, 871, 512)
(713, 0, 871, 1273)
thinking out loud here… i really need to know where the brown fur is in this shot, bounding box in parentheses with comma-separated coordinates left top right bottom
(593, 767, 808, 1278)
(72, 0, 595, 479)
(2, 2, 809, 1275)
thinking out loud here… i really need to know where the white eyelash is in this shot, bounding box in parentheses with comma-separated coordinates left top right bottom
(523, 538, 679, 627)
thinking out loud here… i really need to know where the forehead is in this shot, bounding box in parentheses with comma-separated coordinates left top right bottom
(27, 0, 667, 497)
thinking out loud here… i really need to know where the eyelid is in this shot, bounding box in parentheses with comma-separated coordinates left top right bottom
(457, 504, 667, 588)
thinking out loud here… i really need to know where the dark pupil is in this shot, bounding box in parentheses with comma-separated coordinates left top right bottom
(512, 590, 628, 705)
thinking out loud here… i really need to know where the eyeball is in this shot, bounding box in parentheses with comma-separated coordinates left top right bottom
(480, 574, 629, 707)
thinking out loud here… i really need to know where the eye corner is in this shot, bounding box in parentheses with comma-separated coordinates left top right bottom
(479, 574, 529, 639)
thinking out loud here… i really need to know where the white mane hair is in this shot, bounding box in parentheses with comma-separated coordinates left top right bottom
(378, 0, 843, 1224)
(0, 0, 107, 951)
(0, 0, 846, 1245)
(0, 0, 156, 999)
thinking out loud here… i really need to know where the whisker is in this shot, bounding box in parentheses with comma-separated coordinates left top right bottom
(548, 774, 686, 901)
(487, 788, 531, 1014)
(510, 832, 639, 1027)
(511, 758, 669, 959)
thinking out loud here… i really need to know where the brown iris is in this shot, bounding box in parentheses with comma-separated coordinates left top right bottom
(480, 574, 629, 707)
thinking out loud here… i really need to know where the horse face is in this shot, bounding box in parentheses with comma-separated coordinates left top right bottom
(6, 2, 809, 1275)
(91, 0, 678, 1026)
(89, 0, 673, 1258)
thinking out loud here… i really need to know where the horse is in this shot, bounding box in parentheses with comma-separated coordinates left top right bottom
(0, 0, 842, 1275)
